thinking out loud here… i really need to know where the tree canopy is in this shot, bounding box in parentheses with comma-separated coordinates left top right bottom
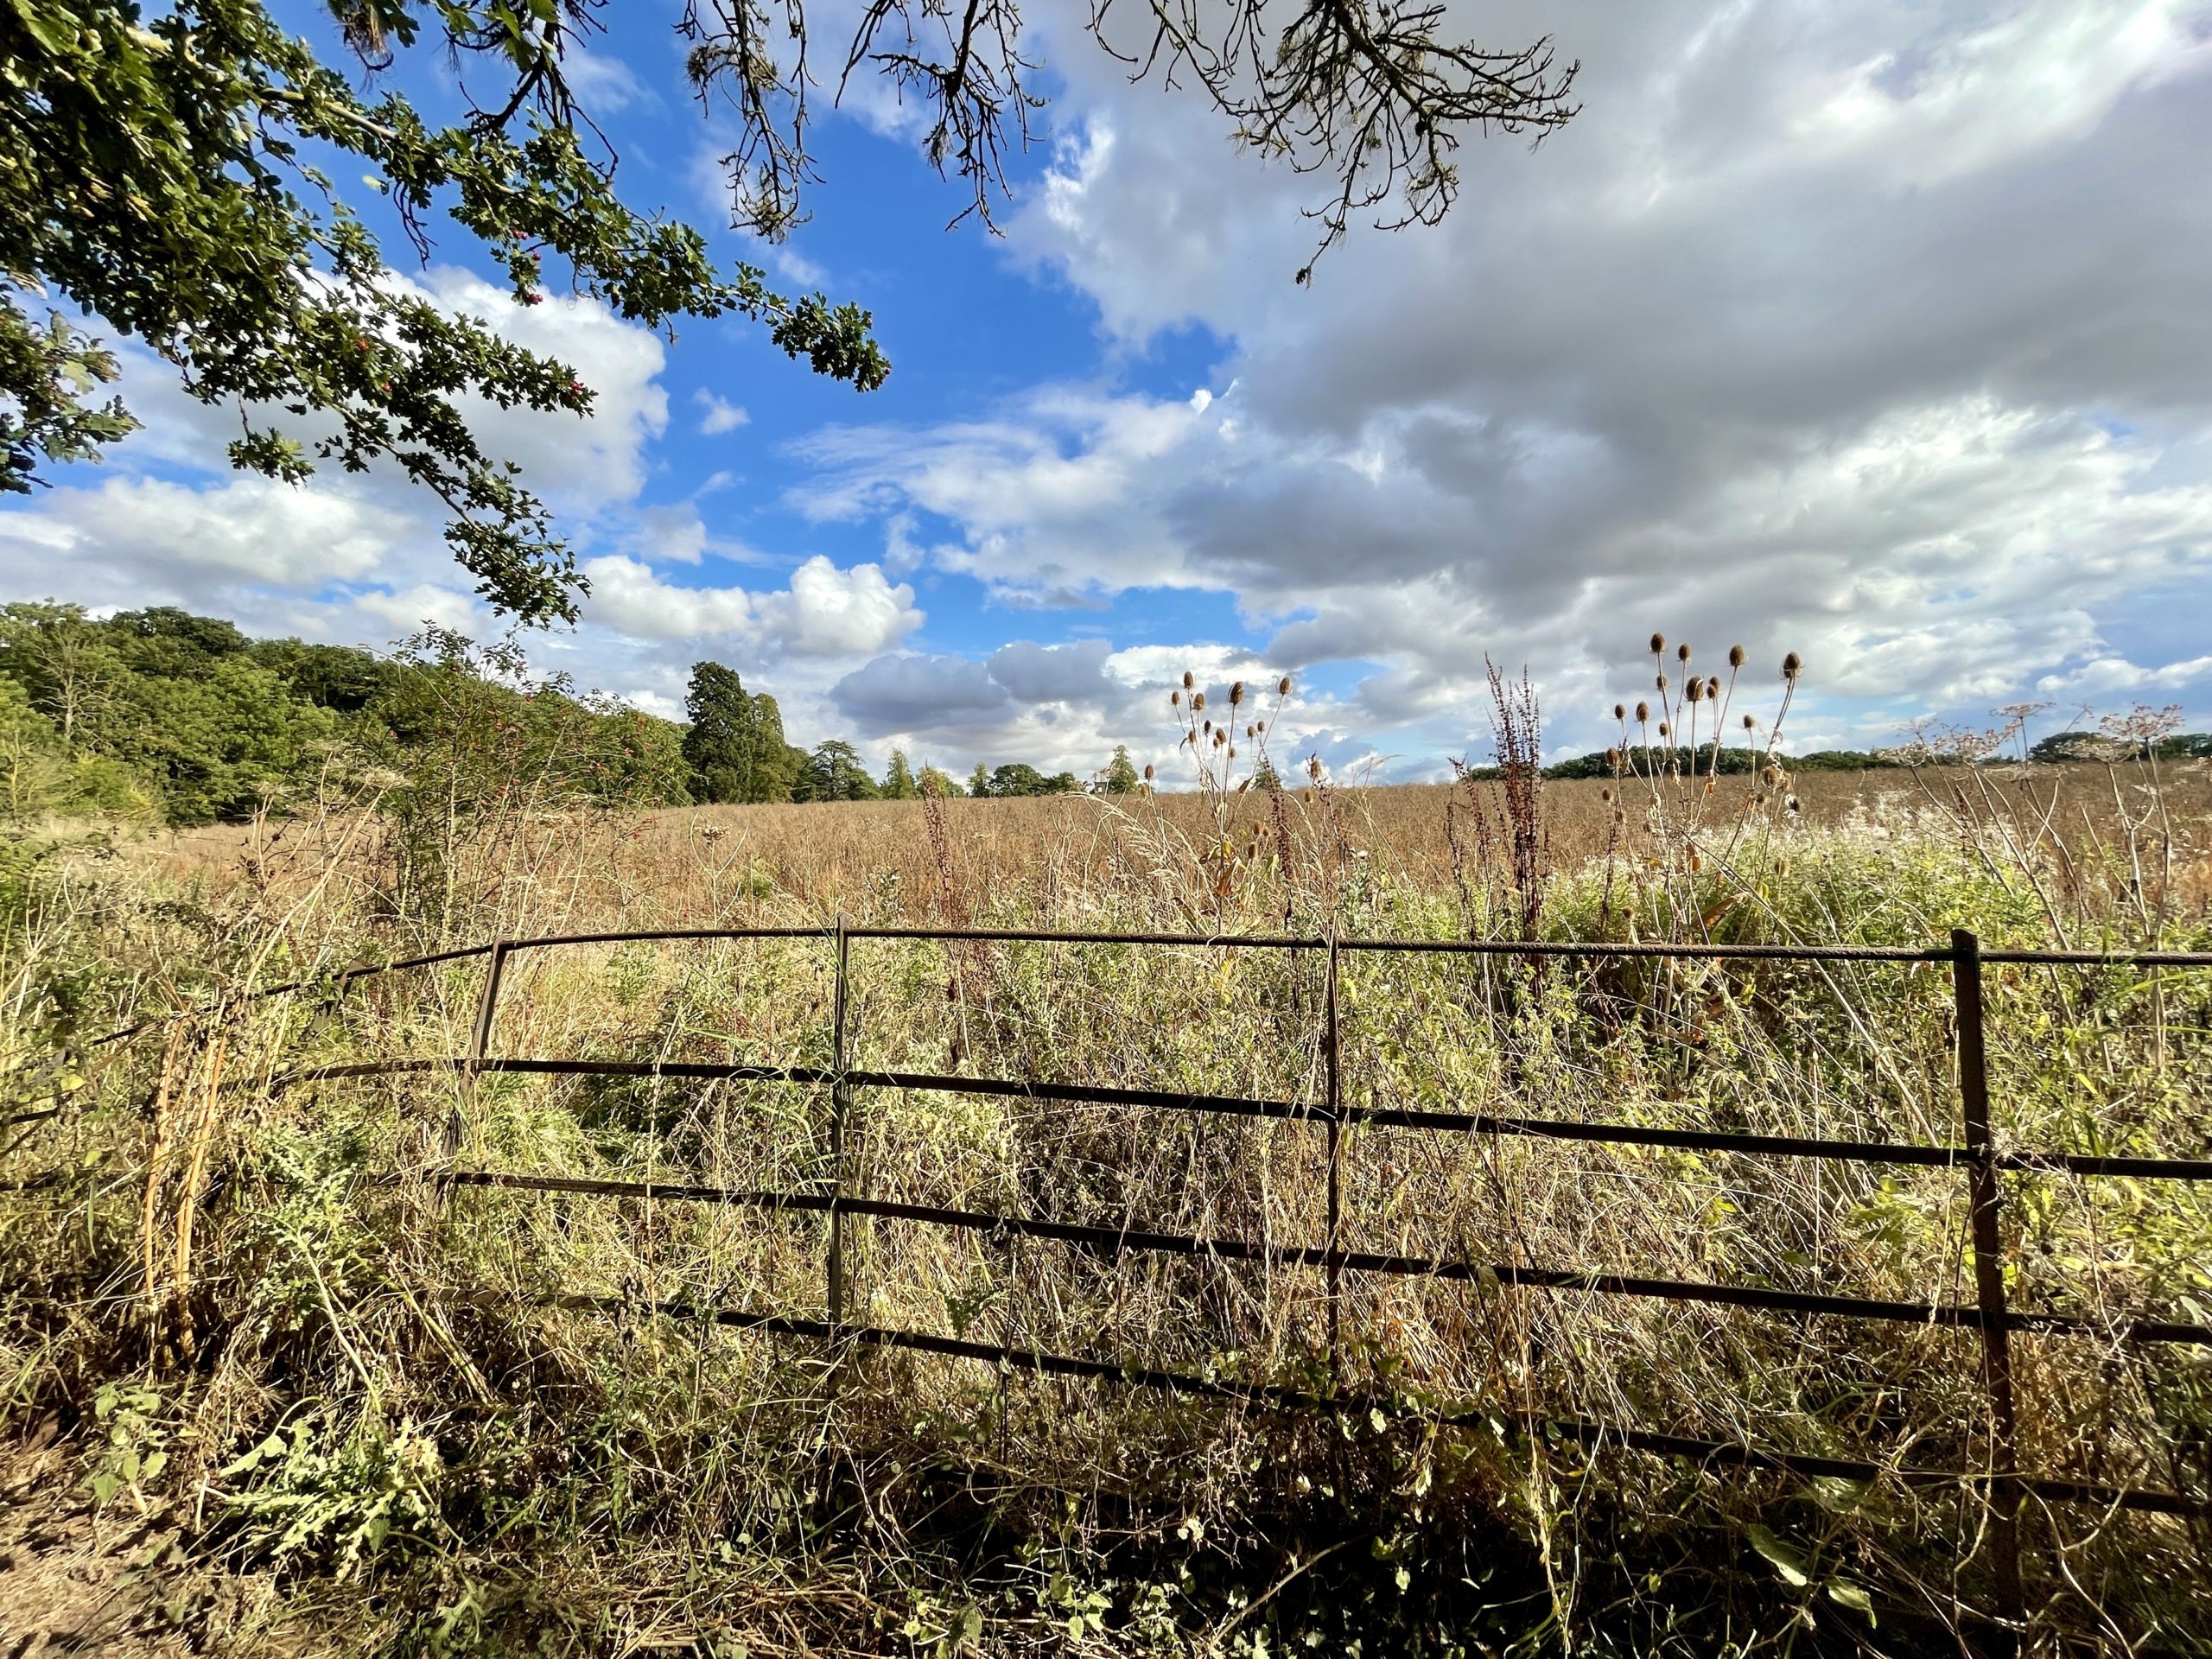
(682, 661, 798, 804)
(794, 739, 878, 803)
(1099, 743, 1141, 794)
(3, 0, 1576, 620)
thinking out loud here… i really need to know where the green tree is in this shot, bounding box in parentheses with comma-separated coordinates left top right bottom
(880, 748, 920, 799)
(682, 662, 794, 804)
(0, 601, 129, 747)
(968, 763, 992, 799)
(797, 740, 878, 803)
(2, 0, 1571, 619)
(97, 652, 334, 823)
(105, 606, 251, 672)
(918, 764, 961, 798)
(579, 702, 690, 807)
(248, 638, 401, 713)
(2, 600, 327, 822)
(988, 762, 1046, 798)
(0, 672, 143, 817)
(1099, 745, 1141, 794)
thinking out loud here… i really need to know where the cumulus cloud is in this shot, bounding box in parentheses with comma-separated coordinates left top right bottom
(2037, 653, 2212, 698)
(696, 391, 751, 435)
(832, 653, 1013, 736)
(579, 553, 923, 657)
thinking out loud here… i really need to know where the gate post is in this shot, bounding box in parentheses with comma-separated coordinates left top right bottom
(1325, 932, 1343, 1387)
(1953, 926, 2024, 1646)
(828, 919, 850, 1330)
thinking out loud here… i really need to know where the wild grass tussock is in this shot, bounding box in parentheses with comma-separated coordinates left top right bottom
(3, 647, 2209, 1656)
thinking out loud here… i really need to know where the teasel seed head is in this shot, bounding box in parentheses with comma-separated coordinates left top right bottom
(1203, 719, 1211, 734)
(1742, 713, 1756, 731)
(1613, 702, 1625, 721)
(1246, 724, 1255, 739)
(1183, 671, 1195, 690)
(1657, 721, 1670, 738)
(1761, 764, 1781, 786)
(1192, 692, 1206, 711)
(1230, 680, 1245, 706)
(1636, 701, 1650, 723)
(1728, 644, 1746, 669)
(1307, 756, 1323, 780)
(1656, 672, 1669, 691)
(1600, 786, 1613, 803)
(1782, 652, 1802, 682)
(1143, 763, 1155, 782)
(1649, 632, 1666, 656)
(1172, 690, 1181, 708)
(1605, 747, 1621, 769)
(1277, 676, 1292, 696)
(1685, 678, 1704, 703)
(1706, 676, 1719, 700)
(1676, 643, 1691, 664)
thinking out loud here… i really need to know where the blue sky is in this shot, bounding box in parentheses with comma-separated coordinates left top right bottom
(6, 0, 2212, 783)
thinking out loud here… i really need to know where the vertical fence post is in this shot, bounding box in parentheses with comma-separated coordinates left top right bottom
(828, 918, 850, 1331)
(449, 940, 509, 1164)
(1325, 932, 1344, 1388)
(1953, 926, 2024, 1645)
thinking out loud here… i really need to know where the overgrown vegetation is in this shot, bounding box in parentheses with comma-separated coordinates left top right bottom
(3, 638, 2209, 1656)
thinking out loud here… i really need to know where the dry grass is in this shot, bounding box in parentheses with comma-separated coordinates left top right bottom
(7, 746, 2211, 1656)
(144, 760, 2212, 928)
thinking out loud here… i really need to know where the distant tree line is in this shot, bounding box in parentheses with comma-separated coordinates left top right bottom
(1504, 734, 2212, 782)
(0, 601, 1144, 826)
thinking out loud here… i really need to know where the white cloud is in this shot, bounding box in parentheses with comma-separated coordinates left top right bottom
(696, 391, 751, 435)
(563, 47, 650, 113)
(0, 474, 423, 603)
(2037, 653, 2212, 698)
(578, 553, 923, 657)
(411, 268, 668, 510)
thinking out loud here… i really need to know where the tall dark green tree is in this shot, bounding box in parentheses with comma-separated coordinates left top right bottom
(3, 0, 1571, 619)
(682, 662, 793, 804)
